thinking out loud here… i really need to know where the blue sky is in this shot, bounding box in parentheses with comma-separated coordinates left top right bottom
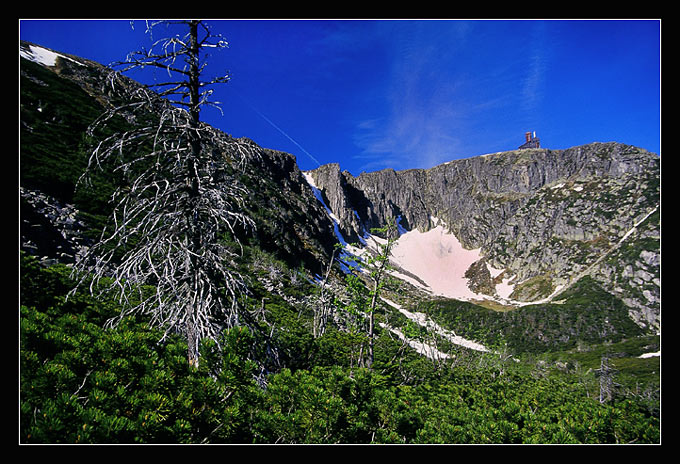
(20, 19, 660, 175)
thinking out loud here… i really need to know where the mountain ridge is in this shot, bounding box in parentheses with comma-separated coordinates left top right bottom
(306, 142, 659, 330)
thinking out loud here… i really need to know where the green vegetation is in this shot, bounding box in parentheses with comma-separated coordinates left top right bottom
(20, 59, 101, 202)
(20, 253, 660, 444)
(421, 277, 647, 355)
(20, 57, 136, 239)
(509, 273, 555, 301)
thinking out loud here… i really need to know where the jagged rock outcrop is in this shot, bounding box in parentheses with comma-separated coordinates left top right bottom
(20, 187, 93, 266)
(312, 144, 658, 247)
(235, 139, 338, 273)
(304, 163, 366, 244)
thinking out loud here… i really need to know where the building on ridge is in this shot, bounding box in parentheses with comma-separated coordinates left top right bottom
(519, 131, 540, 149)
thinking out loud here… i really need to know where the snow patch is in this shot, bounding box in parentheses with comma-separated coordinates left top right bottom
(487, 262, 504, 278)
(302, 174, 522, 304)
(495, 276, 516, 300)
(303, 172, 362, 273)
(389, 225, 483, 300)
(20, 43, 83, 67)
(379, 323, 453, 360)
(381, 298, 489, 353)
(303, 172, 346, 246)
(395, 215, 408, 235)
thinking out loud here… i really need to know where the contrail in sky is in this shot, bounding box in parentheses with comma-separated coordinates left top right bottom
(233, 90, 322, 168)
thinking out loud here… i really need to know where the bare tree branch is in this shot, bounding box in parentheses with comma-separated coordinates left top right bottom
(72, 20, 256, 367)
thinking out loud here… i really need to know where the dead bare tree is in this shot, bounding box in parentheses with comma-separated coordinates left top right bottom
(73, 20, 255, 367)
(313, 246, 338, 338)
(597, 354, 619, 403)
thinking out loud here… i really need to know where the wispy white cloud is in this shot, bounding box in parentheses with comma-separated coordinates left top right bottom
(518, 22, 548, 119)
(347, 21, 475, 172)
(345, 21, 555, 173)
(352, 105, 466, 172)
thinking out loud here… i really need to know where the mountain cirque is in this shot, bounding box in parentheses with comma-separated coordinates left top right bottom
(305, 142, 660, 331)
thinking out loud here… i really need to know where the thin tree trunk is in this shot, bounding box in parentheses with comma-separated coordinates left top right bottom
(315, 247, 337, 338)
(186, 20, 203, 367)
(367, 281, 378, 368)
(187, 320, 200, 368)
(366, 226, 394, 369)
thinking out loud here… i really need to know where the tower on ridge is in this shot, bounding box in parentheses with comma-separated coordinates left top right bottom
(519, 131, 540, 149)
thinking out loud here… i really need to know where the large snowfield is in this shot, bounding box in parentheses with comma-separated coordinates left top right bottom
(389, 225, 485, 300)
(366, 220, 518, 304)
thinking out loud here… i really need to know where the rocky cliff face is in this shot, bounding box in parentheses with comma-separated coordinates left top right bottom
(235, 139, 338, 273)
(306, 143, 660, 330)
